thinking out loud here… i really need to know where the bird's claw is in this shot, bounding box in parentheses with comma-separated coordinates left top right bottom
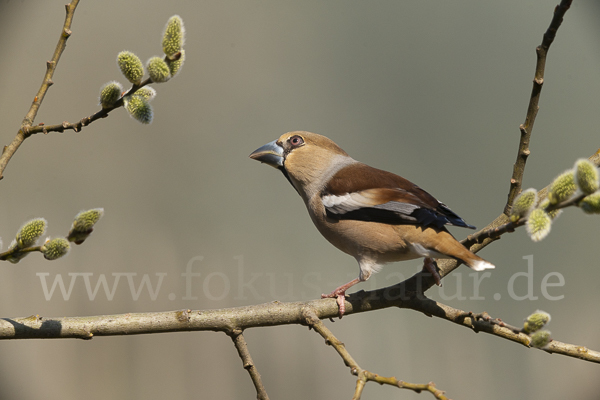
(321, 291, 347, 318)
(423, 257, 442, 286)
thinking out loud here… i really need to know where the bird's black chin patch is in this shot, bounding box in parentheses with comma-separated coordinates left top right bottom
(280, 167, 300, 195)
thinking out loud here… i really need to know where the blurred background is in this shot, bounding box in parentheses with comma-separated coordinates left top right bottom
(0, 1, 598, 399)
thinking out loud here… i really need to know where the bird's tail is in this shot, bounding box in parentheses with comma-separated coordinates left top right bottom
(432, 229, 495, 271)
(465, 256, 495, 271)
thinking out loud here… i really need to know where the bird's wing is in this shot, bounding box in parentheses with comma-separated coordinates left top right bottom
(321, 163, 475, 229)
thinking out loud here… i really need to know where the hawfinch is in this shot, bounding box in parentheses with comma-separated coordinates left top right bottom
(250, 131, 494, 316)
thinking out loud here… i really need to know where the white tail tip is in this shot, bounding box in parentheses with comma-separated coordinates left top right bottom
(471, 260, 495, 271)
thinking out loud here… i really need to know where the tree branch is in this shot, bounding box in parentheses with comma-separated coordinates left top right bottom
(2, 285, 598, 364)
(465, 156, 600, 246)
(402, 296, 600, 363)
(0, 3, 167, 180)
(0, 0, 80, 180)
(302, 308, 450, 400)
(504, 0, 572, 215)
(20, 77, 156, 137)
(228, 329, 270, 400)
(427, 0, 575, 287)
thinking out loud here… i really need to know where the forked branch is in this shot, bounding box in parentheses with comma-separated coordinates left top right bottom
(302, 308, 450, 400)
(0, 0, 80, 180)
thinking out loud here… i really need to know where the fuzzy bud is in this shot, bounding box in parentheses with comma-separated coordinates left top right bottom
(124, 95, 153, 124)
(510, 188, 538, 222)
(99, 81, 123, 108)
(41, 237, 70, 260)
(166, 49, 185, 77)
(548, 170, 576, 205)
(67, 208, 104, 245)
(580, 192, 600, 214)
(147, 57, 171, 83)
(530, 330, 552, 349)
(574, 159, 599, 195)
(526, 208, 552, 242)
(538, 198, 562, 220)
(162, 15, 185, 57)
(12, 218, 47, 250)
(133, 87, 156, 102)
(117, 51, 145, 85)
(523, 310, 551, 334)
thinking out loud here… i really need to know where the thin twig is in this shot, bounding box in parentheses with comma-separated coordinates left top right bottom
(459, 311, 523, 334)
(301, 308, 450, 400)
(466, 188, 594, 245)
(21, 77, 154, 137)
(467, 220, 521, 245)
(17, 50, 181, 138)
(402, 296, 600, 362)
(0, 1, 80, 180)
(428, 0, 576, 283)
(228, 329, 270, 400)
(0, 10, 168, 180)
(0, 245, 42, 261)
(16, 50, 180, 138)
(504, 0, 573, 214)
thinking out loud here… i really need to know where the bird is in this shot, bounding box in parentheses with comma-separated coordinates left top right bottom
(249, 131, 494, 317)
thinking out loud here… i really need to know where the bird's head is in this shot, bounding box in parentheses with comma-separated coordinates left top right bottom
(250, 131, 353, 198)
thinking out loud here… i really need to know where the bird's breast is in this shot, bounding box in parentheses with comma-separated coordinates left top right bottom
(306, 195, 423, 263)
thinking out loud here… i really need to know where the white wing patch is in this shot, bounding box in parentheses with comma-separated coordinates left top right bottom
(322, 191, 420, 216)
(322, 192, 377, 214)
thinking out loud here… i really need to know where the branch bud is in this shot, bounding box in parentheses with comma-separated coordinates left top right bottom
(526, 208, 552, 242)
(41, 237, 70, 260)
(147, 57, 171, 83)
(538, 198, 562, 220)
(162, 15, 185, 57)
(529, 330, 552, 349)
(13, 218, 47, 249)
(67, 208, 104, 245)
(133, 87, 156, 102)
(580, 192, 600, 214)
(117, 51, 145, 85)
(166, 50, 185, 77)
(510, 188, 537, 222)
(574, 158, 599, 195)
(99, 81, 123, 108)
(548, 170, 576, 205)
(124, 95, 153, 124)
(523, 310, 551, 334)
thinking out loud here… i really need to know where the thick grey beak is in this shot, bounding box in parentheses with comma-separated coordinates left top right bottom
(249, 140, 284, 168)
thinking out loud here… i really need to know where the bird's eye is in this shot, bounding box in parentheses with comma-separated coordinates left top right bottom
(289, 135, 304, 147)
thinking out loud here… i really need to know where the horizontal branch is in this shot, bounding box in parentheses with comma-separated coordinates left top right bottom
(2, 283, 598, 363)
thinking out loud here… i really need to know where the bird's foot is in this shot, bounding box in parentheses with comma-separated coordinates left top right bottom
(321, 290, 347, 318)
(321, 277, 361, 318)
(423, 257, 442, 286)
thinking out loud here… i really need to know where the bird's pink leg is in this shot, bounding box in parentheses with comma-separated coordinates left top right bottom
(321, 278, 361, 318)
(422, 257, 442, 286)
